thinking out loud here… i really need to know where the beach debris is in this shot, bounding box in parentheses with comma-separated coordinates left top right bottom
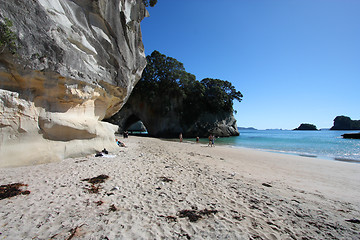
(75, 159, 87, 163)
(109, 204, 117, 212)
(262, 183, 272, 188)
(84, 184, 102, 194)
(158, 215, 178, 222)
(110, 186, 120, 191)
(178, 210, 201, 222)
(102, 148, 109, 154)
(95, 152, 103, 157)
(94, 200, 104, 206)
(82, 174, 109, 184)
(66, 224, 85, 240)
(345, 219, 360, 224)
(233, 215, 245, 221)
(159, 176, 174, 182)
(0, 183, 30, 200)
(174, 232, 191, 240)
(178, 208, 218, 222)
(82, 175, 109, 194)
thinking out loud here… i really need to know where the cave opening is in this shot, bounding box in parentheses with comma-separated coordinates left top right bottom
(124, 114, 148, 135)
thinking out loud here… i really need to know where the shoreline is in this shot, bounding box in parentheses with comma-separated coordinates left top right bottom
(1, 136, 359, 239)
(181, 133, 360, 164)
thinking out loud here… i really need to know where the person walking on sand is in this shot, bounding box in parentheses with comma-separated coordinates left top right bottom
(196, 136, 199, 143)
(211, 135, 215, 147)
(179, 133, 183, 143)
(208, 134, 212, 147)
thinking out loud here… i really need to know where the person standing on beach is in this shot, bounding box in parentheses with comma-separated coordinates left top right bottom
(212, 135, 215, 147)
(179, 133, 183, 143)
(208, 134, 212, 147)
(196, 136, 199, 143)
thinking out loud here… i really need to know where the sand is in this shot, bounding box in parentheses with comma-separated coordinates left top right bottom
(0, 136, 359, 239)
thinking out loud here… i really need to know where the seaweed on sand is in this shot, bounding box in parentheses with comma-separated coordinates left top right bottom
(178, 208, 218, 222)
(82, 174, 109, 184)
(346, 219, 360, 224)
(159, 177, 173, 182)
(159, 215, 178, 222)
(109, 204, 117, 212)
(0, 183, 30, 200)
(178, 210, 201, 222)
(82, 175, 109, 193)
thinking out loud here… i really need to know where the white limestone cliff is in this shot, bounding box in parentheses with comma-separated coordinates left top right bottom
(0, 0, 148, 167)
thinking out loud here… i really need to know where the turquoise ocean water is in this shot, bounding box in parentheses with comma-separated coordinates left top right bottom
(196, 130, 360, 163)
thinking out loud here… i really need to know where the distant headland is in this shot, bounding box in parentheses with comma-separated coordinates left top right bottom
(330, 116, 360, 130)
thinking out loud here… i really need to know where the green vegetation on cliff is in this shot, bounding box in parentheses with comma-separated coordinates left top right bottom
(331, 116, 360, 130)
(0, 17, 17, 54)
(133, 50, 243, 124)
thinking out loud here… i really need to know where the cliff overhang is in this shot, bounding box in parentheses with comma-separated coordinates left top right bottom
(0, 0, 147, 167)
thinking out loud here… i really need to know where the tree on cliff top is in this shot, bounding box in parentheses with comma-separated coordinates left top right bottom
(143, 0, 157, 7)
(133, 50, 242, 122)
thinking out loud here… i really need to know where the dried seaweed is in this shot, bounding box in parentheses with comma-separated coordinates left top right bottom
(82, 175, 109, 184)
(262, 183, 272, 188)
(94, 200, 104, 206)
(198, 209, 218, 215)
(346, 219, 360, 224)
(159, 215, 178, 222)
(178, 208, 218, 222)
(82, 175, 109, 194)
(159, 177, 173, 182)
(178, 210, 201, 222)
(84, 184, 102, 194)
(109, 204, 117, 212)
(0, 183, 30, 200)
(66, 224, 84, 240)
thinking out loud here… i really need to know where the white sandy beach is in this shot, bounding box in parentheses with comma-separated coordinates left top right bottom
(0, 136, 359, 239)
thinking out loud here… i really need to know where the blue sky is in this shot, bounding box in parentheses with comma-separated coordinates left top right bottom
(141, 0, 360, 130)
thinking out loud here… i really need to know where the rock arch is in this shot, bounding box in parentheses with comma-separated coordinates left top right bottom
(124, 114, 141, 131)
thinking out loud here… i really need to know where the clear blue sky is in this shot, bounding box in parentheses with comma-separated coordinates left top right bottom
(141, 0, 360, 130)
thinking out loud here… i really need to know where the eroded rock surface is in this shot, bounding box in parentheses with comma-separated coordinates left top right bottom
(107, 95, 239, 138)
(0, 0, 147, 167)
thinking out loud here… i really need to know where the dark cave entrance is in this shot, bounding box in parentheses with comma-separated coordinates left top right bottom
(124, 114, 148, 135)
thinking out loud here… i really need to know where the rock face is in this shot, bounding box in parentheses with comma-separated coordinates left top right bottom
(331, 116, 360, 130)
(342, 133, 360, 139)
(293, 123, 318, 131)
(0, 0, 147, 167)
(107, 95, 239, 138)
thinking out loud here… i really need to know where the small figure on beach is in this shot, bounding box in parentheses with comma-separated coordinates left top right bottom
(196, 136, 199, 143)
(116, 139, 126, 147)
(179, 133, 183, 143)
(208, 134, 215, 147)
(123, 131, 129, 138)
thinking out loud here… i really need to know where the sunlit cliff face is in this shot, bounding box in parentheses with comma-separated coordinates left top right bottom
(0, 0, 148, 167)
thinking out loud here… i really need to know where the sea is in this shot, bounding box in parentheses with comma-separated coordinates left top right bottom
(195, 130, 360, 163)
